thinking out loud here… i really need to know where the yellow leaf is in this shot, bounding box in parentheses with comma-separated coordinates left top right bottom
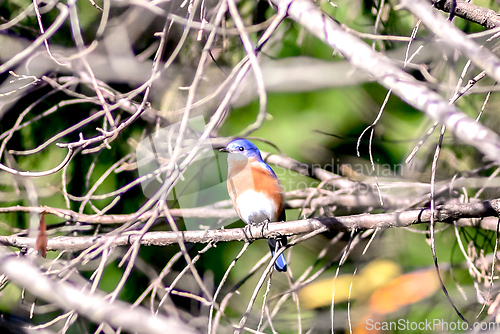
(299, 260, 401, 309)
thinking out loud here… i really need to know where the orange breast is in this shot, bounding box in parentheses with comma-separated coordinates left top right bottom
(227, 159, 284, 222)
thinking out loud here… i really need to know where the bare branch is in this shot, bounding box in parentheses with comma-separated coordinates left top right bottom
(0, 3, 69, 75)
(0, 147, 74, 177)
(1, 199, 498, 252)
(434, 0, 500, 29)
(402, 0, 500, 84)
(0, 249, 196, 334)
(270, 0, 500, 164)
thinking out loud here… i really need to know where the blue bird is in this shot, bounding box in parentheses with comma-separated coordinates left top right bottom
(220, 139, 287, 272)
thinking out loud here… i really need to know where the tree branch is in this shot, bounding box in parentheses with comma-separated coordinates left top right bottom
(434, 0, 500, 29)
(401, 0, 500, 84)
(1, 199, 498, 252)
(0, 192, 413, 224)
(269, 0, 500, 164)
(0, 249, 195, 334)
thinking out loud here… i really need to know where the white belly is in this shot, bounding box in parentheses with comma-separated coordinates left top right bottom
(235, 190, 277, 224)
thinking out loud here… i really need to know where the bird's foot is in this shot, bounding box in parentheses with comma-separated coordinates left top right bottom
(242, 224, 255, 243)
(261, 219, 270, 237)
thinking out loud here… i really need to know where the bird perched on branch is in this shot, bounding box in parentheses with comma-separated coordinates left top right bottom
(220, 139, 287, 272)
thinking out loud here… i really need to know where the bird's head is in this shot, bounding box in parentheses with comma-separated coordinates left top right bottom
(220, 139, 261, 159)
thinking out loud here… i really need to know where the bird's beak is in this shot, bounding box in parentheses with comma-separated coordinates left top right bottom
(219, 148, 229, 153)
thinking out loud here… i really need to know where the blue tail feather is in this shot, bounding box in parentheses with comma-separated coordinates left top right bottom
(273, 252, 288, 272)
(267, 238, 287, 272)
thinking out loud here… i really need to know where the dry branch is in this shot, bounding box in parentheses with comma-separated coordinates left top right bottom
(1, 199, 498, 252)
(269, 0, 500, 164)
(0, 249, 195, 334)
(402, 0, 500, 83)
(434, 0, 500, 29)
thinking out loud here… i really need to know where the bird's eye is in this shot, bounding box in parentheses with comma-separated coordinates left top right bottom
(239, 147, 244, 151)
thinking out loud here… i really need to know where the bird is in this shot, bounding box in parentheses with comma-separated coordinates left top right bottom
(220, 139, 287, 272)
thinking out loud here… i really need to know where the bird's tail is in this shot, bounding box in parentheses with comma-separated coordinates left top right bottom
(267, 236, 287, 272)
